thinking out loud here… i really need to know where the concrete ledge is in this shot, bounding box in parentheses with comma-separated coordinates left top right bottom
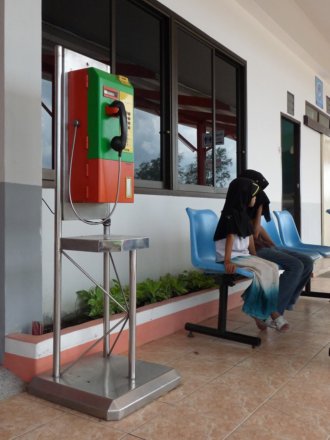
(4, 283, 249, 382)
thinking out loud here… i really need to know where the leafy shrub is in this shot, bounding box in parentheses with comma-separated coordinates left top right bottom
(178, 270, 217, 292)
(77, 270, 217, 318)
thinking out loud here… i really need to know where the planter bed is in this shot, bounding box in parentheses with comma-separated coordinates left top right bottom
(4, 282, 248, 381)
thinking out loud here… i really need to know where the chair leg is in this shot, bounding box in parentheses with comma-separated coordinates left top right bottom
(301, 278, 330, 299)
(185, 275, 261, 348)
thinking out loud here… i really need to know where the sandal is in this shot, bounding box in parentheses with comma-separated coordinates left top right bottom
(273, 315, 289, 332)
(264, 317, 276, 329)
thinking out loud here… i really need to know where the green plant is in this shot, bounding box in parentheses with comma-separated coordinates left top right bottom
(159, 273, 188, 297)
(179, 270, 217, 292)
(77, 286, 104, 318)
(77, 281, 130, 318)
(136, 278, 165, 305)
(76, 270, 217, 319)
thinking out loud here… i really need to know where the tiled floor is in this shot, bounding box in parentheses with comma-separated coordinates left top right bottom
(2, 276, 330, 439)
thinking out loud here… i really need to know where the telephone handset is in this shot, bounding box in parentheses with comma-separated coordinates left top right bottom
(106, 100, 127, 156)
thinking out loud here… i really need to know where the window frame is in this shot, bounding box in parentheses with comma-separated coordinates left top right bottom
(304, 101, 330, 136)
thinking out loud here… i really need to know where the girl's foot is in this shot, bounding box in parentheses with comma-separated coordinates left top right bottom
(254, 317, 267, 330)
(273, 315, 289, 332)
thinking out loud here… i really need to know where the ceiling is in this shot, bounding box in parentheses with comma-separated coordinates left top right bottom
(236, 0, 330, 80)
(295, 0, 330, 45)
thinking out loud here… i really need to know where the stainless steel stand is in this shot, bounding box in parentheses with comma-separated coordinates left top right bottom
(28, 46, 180, 420)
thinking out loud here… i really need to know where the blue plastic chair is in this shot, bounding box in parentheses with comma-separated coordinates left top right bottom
(273, 210, 330, 257)
(261, 215, 321, 261)
(261, 215, 284, 248)
(186, 208, 253, 278)
(262, 214, 328, 298)
(185, 208, 261, 348)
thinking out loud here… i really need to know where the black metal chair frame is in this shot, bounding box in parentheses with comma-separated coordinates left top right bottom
(185, 273, 261, 348)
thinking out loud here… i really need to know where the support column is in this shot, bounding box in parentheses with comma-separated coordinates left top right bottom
(0, 0, 42, 362)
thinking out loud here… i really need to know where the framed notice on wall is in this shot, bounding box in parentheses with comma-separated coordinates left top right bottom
(315, 76, 324, 108)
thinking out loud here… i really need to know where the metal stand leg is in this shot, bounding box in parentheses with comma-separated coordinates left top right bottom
(129, 249, 137, 384)
(53, 45, 63, 380)
(185, 274, 261, 348)
(103, 223, 110, 357)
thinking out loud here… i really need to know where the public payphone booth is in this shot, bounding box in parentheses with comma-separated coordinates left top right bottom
(28, 47, 180, 420)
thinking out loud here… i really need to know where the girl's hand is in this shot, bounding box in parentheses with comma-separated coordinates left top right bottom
(253, 224, 262, 240)
(224, 260, 236, 274)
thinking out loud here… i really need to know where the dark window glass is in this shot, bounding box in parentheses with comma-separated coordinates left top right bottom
(177, 29, 212, 186)
(214, 55, 237, 188)
(116, 0, 164, 182)
(42, 0, 110, 64)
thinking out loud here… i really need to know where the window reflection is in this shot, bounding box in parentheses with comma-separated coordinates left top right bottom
(177, 29, 212, 186)
(42, 78, 53, 169)
(214, 55, 237, 187)
(134, 109, 161, 180)
(177, 29, 239, 189)
(178, 124, 197, 184)
(116, 0, 163, 182)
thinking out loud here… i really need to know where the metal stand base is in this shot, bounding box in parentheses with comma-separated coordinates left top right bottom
(185, 274, 261, 348)
(28, 354, 180, 420)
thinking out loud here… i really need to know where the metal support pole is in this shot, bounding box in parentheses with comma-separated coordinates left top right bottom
(128, 249, 137, 383)
(103, 222, 110, 357)
(53, 46, 63, 380)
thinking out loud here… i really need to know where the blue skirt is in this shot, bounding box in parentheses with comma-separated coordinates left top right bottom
(233, 255, 279, 320)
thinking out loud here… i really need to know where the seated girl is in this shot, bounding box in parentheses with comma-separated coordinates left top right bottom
(213, 177, 289, 332)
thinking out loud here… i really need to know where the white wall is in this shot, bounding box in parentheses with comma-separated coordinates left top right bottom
(42, 190, 225, 317)
(42, 0, 330, 317)
(0, 0, 41, 185)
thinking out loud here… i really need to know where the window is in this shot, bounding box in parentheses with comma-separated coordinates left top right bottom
(177, 29, 243, 191)
(304, 101, 330, 136)
(116, 1, 168, 185)
(214, 55, 238, 188)
(177, 29, 212, 187)
(42, 0, 246, 195)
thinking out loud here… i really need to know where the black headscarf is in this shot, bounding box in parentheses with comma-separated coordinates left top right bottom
(213, 177, 259, 240)
(240, 169, 271, 222)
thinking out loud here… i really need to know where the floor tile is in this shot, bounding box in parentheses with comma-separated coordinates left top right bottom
(235, 351, 309, 377)
(0, 393, 64, 439)
(226, 402, 330, 440)
(176, 380, 270, 421)
(132, 405, 238, 440)
(269, 377, 330, 414)
(11, 412, 124, 439)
